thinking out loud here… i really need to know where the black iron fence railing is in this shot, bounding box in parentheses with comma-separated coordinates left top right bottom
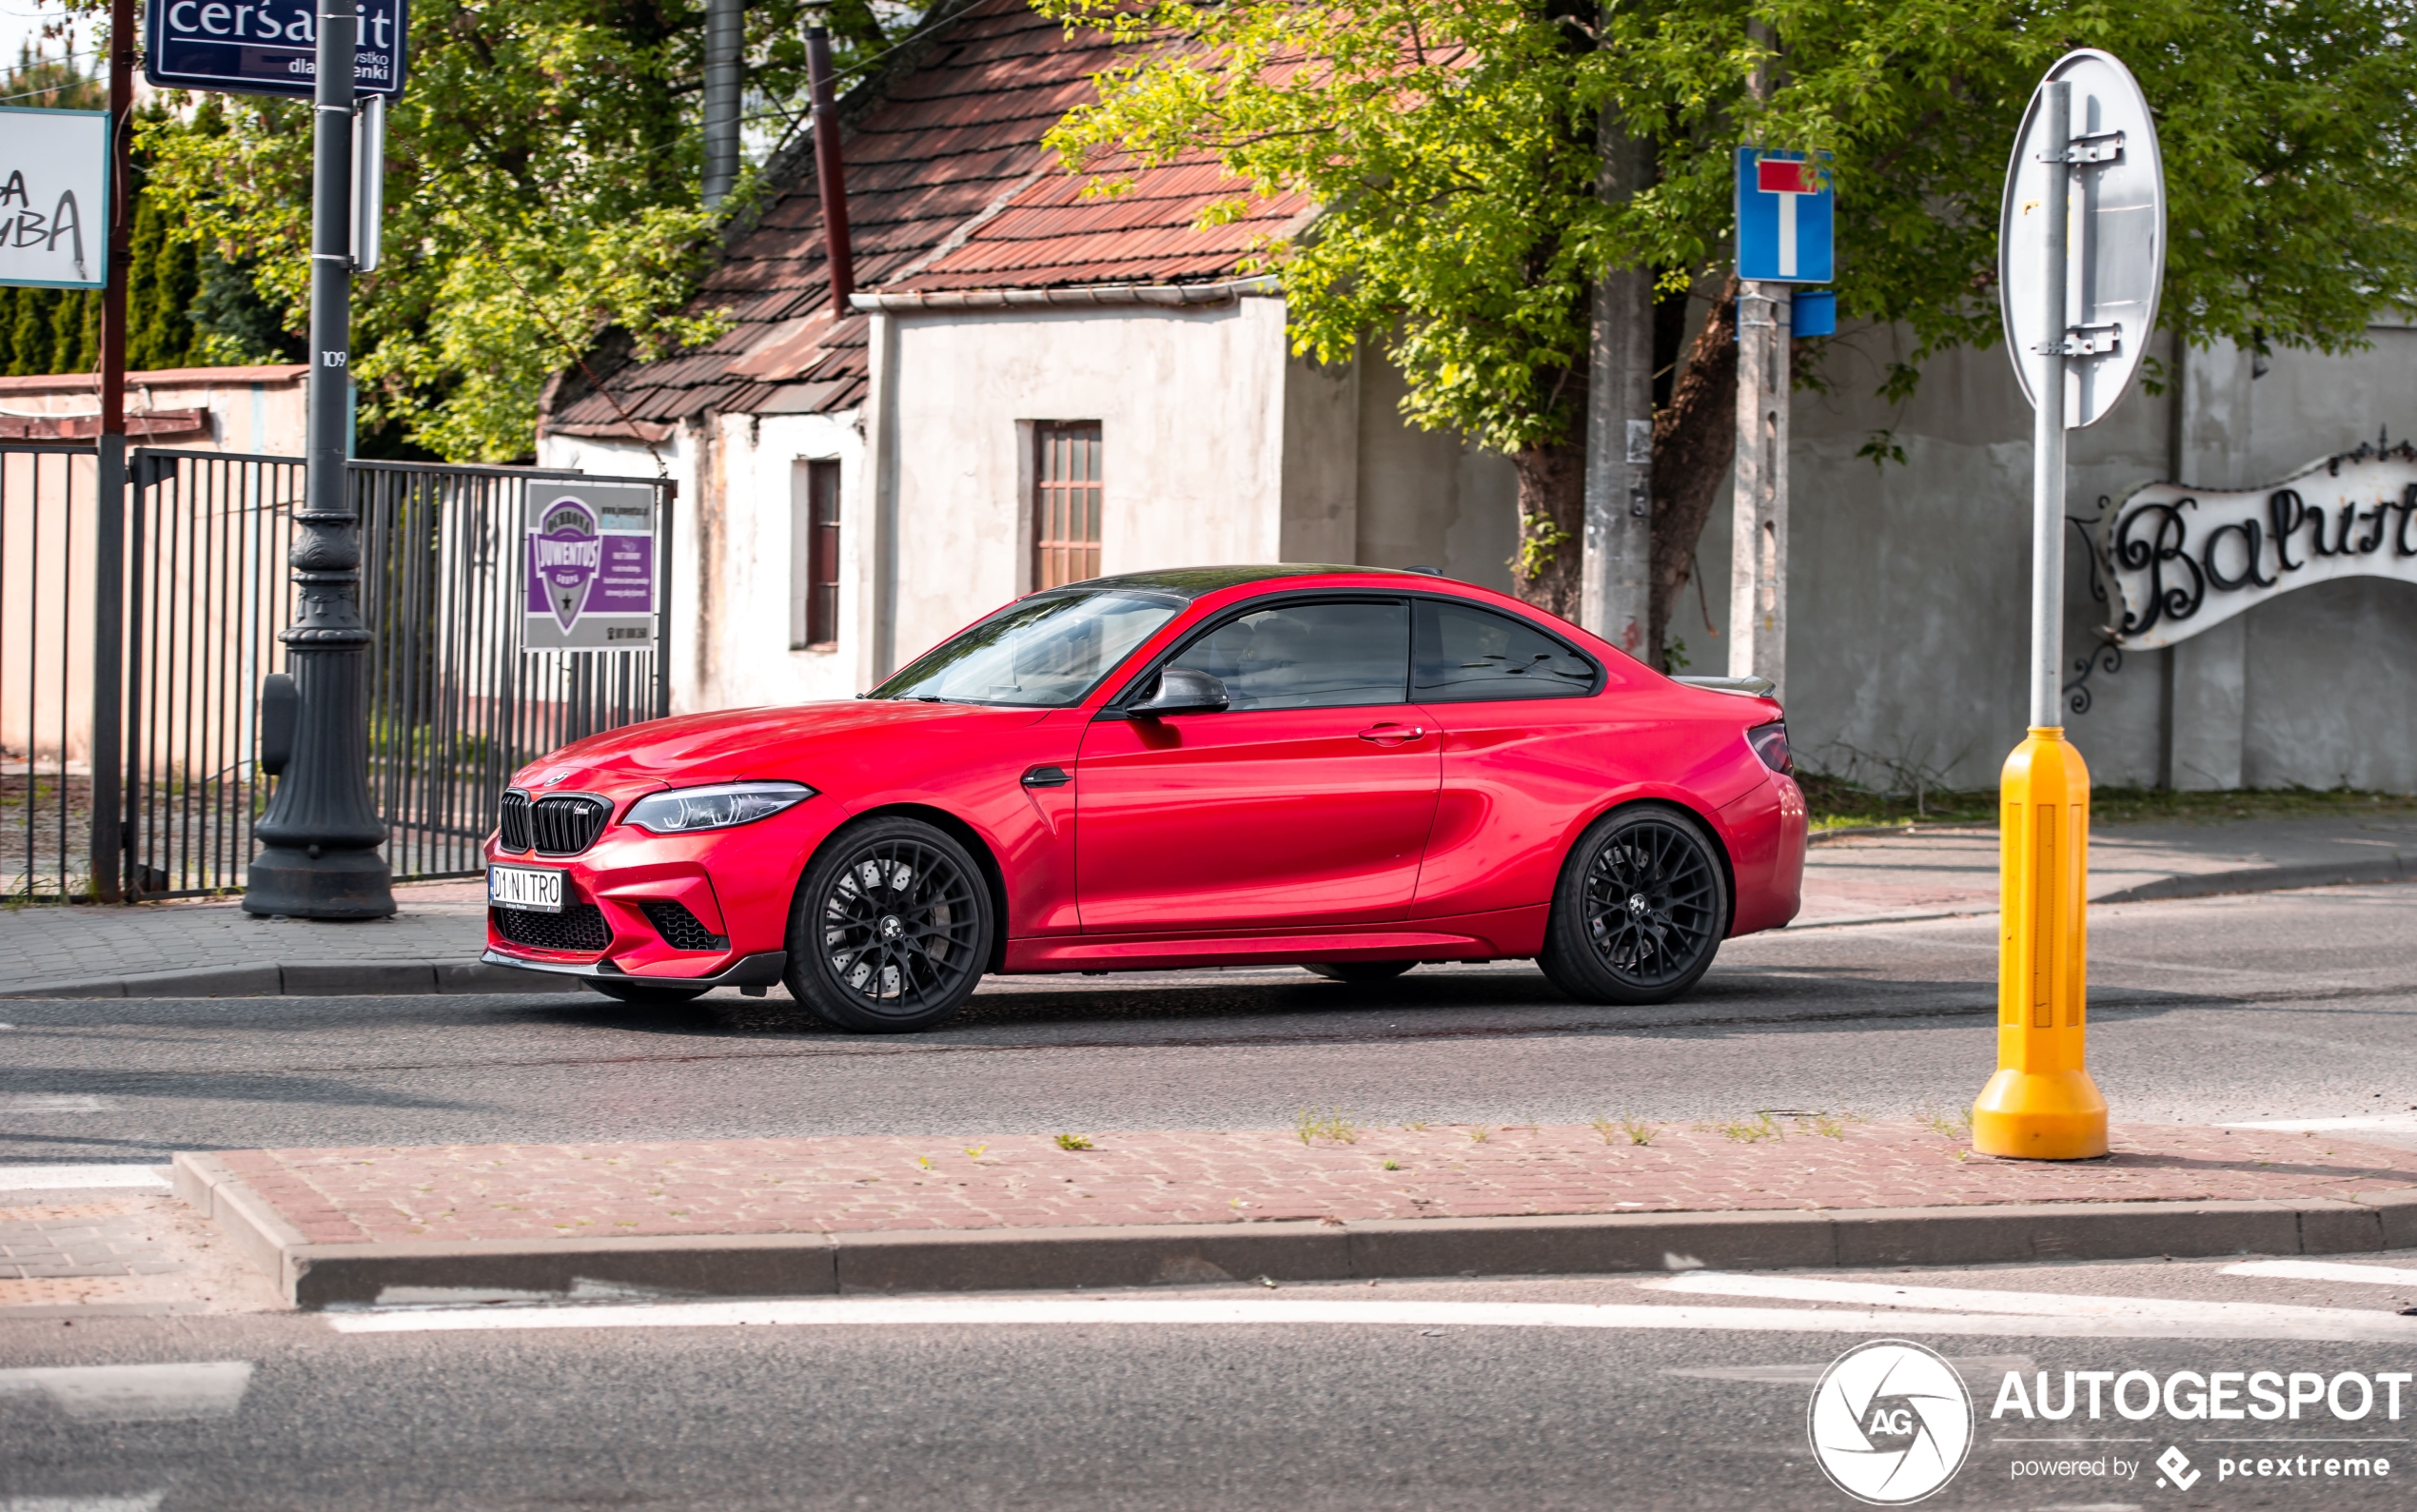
(1, 441, 672, 902)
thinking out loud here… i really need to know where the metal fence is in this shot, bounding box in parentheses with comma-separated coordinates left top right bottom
(2, 441, 672, 902)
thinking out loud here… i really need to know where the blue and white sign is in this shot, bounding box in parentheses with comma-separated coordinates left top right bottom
(145, 0, 408, 99)
(1736, 148, 1833, 284)
(0, 108, 110, 290)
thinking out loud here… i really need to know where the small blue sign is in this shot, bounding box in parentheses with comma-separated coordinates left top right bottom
(1736, 148, 1833, 284)
(1792, 288, 1837, 338)
(145, 0, 407, 99)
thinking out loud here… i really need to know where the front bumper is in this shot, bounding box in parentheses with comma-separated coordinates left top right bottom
(481, 948, 789, 988)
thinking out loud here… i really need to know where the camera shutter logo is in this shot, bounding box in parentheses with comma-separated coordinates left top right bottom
(1807, 1340, 1975, 1503)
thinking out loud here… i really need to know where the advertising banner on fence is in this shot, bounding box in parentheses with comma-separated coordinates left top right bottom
(522, 482, 658, 652)
(0, 108, 111, 290)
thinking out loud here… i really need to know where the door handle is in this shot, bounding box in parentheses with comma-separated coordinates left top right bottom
(1021, 765, 1073, 788)
(1356, 724, 1425, 745)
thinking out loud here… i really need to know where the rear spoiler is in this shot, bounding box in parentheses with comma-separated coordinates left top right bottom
(1672, 675, 1778, 699)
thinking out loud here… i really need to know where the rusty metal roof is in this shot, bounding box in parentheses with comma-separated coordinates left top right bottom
(543, 0, 1307, 441)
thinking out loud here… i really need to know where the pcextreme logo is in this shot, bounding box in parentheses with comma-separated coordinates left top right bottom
(1807, 1341, 1975, 1504)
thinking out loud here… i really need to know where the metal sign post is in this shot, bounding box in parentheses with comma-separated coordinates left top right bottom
(244, 3, 395, 918)
(1974, 49, 2164, 1159)
(1730, 149, 1832, 697)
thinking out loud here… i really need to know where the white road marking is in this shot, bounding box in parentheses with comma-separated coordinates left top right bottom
(1666, 1352, 2034, 1384)
(0, 1166, 168, 1192)
(324, 1294, 2417, 1343)
(2220, 1113, 2417, 1132)
(0, 1097, 110, 1115)
(1643, 1270, 2417, 1337)
(0, 1496, 167, 1512)
(2223, 1259, 2417, 1286)
(0, 1363, 252, 1422)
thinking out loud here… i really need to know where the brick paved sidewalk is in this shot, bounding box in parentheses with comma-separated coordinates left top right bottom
(211, 1120, 2417, 1248)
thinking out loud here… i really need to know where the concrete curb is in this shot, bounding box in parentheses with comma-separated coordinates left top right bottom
(5, 959, 576, 1000)
(171, 1153, 2417, 1310)
(2093, 854, 2411, 905)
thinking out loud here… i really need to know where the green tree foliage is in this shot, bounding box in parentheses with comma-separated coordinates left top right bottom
(1037, 0, 2417, 617)
(136, 0, 917, 461)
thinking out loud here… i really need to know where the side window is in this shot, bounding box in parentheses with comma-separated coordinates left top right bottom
(1413, 599, 1598, 701)
(1171, 599, 1408, 711)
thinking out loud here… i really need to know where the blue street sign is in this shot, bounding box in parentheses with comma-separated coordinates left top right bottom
(145, 0, 407, 99)
(1736, 148, 1833, 284)
(1792, 288, 1837, 337)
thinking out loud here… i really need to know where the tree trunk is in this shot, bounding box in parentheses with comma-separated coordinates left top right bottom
(1510, 441, 1586, 620)
(1648, 277, 1741, 668)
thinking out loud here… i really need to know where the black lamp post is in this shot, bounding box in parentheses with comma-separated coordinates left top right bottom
(244, 4, 396, 919)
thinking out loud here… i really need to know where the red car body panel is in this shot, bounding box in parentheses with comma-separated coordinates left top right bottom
(483, 568, 1804, 987)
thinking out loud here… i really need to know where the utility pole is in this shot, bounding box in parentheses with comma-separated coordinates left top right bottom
(1728, 18, 1788, 696)
(88, 0, 135, 903)
(702, 0, 743, 208)
(245, 2, 395, 918)
(1580, 112, 1655, 663)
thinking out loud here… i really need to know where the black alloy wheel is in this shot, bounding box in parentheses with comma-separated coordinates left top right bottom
(785, 816, 994, 1032)
(1539, 806, 1728, 1005)
(585, 980, 711, 1007)
(1304, 961, 1417, 985)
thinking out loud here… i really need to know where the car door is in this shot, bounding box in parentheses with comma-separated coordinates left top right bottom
(1074, 596, 1441, 933)
(1404, 596, 1624, 919)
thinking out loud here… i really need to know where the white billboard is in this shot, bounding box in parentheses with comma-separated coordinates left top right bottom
(0, 108, 111, 290)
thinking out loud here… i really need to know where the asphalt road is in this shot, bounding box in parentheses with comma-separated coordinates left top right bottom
(7, 1253, 2417, 1509)
(0, 882, 2411, 1160)
(5, 881, 2417, 1509)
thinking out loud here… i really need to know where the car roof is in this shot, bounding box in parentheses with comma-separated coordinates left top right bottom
(1056, 565, 1431, 599)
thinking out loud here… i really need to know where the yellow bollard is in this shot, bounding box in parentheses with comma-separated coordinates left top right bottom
(1972, 727, 2108, 1159)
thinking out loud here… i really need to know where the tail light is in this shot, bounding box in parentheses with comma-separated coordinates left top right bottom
(1747, 720, 1793, 776)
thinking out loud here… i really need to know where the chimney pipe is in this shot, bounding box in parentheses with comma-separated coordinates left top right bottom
(806, 26, 856, 316)
(702, 0, 743, 207)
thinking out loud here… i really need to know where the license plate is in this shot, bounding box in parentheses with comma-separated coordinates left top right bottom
(488, 864, 566, 913)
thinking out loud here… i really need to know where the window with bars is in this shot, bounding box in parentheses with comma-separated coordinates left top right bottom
(1032, 422, 1102, 590)
(790, 459, 841, 649)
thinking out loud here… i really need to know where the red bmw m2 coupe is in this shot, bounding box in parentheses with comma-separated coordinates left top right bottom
(483, 566, 1806, 1031)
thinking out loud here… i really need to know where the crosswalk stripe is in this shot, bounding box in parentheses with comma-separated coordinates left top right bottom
(0, 1166, 169, 1192)
(0, 1363, 252, 1423)
(324, 1293, 2417, 1343)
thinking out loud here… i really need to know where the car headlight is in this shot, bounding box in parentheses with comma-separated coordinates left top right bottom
(624, 781, 816, 835)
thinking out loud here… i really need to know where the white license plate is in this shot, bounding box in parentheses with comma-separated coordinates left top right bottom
(488, 864, 566, 913)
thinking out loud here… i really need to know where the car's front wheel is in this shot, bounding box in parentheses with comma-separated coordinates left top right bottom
(784, 816, 994, 1033)
(1539, 805, 1728, 1005)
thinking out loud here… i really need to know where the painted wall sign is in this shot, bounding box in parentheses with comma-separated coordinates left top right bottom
(145, 0, 408, 99)
(1735, 149, 1833, 284)
(0, 108, 110, 290)
(2103, 444, 2417, 649)
(523, 483, 658, 652)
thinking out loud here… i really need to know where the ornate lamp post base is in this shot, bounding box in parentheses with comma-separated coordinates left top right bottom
(245, 845, 396, 919)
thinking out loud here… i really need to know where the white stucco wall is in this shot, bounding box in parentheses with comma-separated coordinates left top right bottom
(874, 295, 1294, 674)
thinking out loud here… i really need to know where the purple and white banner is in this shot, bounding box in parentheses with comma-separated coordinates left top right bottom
(523, 482, 658, 651)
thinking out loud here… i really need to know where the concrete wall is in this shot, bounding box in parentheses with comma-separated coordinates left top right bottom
(1351, 351, 1521, 591)
(0, 364, 307, 453)
(1685, 323, 2417, 794)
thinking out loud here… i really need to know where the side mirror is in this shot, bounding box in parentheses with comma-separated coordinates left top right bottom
(259, 674, 298, 776)
(1131, 666, 1229, 716)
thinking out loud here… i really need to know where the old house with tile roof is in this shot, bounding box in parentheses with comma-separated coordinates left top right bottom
(543, 0, 2417, 793)
(539, 0, 1520, 712)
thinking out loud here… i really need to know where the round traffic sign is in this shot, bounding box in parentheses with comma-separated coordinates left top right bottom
(1999, 49, 2166, 429)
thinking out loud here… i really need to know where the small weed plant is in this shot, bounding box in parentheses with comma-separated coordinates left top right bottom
(1054, 1133, 1094, 1151)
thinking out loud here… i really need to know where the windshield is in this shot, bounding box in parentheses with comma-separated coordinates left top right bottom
(871, 590, 1185, 706)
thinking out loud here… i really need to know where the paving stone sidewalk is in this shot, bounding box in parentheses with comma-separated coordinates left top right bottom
(209, 1120, 2417, 1247)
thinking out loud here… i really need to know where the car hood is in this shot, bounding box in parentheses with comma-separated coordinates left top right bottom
(508, 700, 1053, 793)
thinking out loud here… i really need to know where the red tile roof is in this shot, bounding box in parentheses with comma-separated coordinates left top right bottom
(544, 0, 1307, 440)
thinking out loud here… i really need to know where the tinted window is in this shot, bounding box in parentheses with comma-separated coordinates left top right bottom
(1170, 599, 1408, 711)
(874, 589, 1182, 706)
(1413, 599, 1597, 700)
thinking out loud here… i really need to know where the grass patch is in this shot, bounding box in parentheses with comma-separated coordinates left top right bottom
(1053, 1133, 1093, 1151)
(1917, 1107, 1974, 1141)
(1801, 771, 2417, 835)
(1294, 1108, 1362, 1147)
(1594, 1113, 1662, 1146)
(1705, 1112, 1783, 1144)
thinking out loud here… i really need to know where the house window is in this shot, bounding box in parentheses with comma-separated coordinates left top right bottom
(1032, 422, 1102, 590)
(791, 459, 841, 649)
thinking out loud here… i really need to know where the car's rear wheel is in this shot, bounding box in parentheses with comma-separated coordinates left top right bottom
(1304, 961, 1416, 985)
(785, 816, 993, 1033)
(585, 979, 711, 1007)
(1539, 805, 1728, 1005)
